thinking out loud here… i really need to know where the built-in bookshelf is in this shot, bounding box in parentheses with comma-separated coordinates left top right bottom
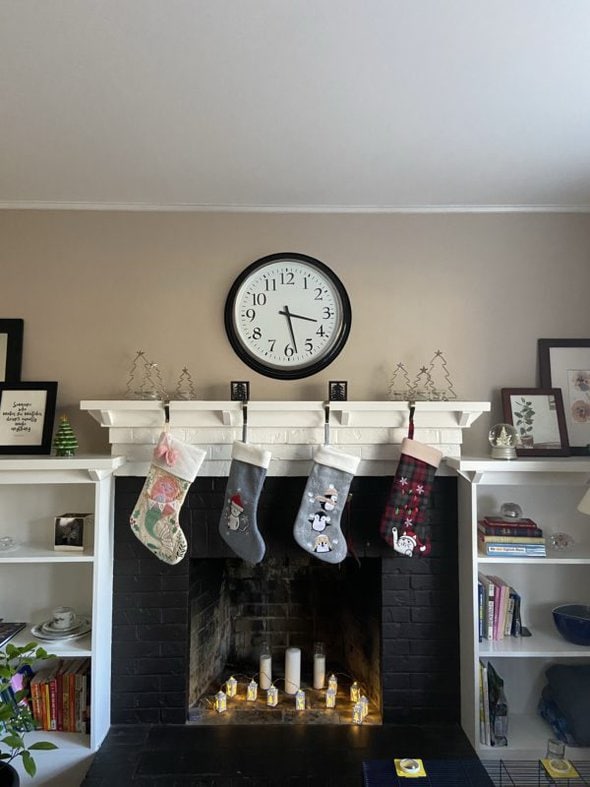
(447, 456, 590, 761)
(0, 456, 124, 753)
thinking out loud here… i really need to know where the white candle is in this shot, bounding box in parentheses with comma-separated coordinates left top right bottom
(284, 646, 301, 694)
(259, 653, 272, 690)
(313, 652, 326, 690)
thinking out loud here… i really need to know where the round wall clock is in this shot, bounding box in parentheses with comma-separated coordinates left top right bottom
(224, 252, 352, 380)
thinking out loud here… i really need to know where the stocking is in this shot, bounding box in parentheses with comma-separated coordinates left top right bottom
(218, 442, 272, 564)
(293, 445, 360, 564)
(380, 437, 442, 556)
(130, 431, 206, 564)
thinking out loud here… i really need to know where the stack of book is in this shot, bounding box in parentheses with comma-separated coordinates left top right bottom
(478, 573, 523, 641)
(478, 515, 546, 558)
(29, 658, 90, 734)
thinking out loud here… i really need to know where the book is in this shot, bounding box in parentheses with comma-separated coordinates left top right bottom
(478, 527, 545, 544)
(477, 581, 484, 642)
(480, 543, 546, 557)
(487, 662, 508, 746)
(478, 573, 495, 639)
(488, 576, 510, 640)
(481, 516, 540, 530)
(480, 659, 491, 746)
(0, 621, 26, 648)
(478, 522, 544, 538)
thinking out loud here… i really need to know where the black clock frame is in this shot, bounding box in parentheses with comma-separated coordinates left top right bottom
(224, 252, 352, 381)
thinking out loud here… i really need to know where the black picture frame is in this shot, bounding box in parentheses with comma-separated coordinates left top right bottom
(0, 319, 24, 383)
(0, 382, 58, 454)
(538, 338, 590, 455)
(501, 387, 570, 457)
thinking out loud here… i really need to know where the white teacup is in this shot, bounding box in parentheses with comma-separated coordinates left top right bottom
(51, 606, 77, 630)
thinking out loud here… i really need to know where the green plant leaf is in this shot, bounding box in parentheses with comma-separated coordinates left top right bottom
(21, 749, 37, 778)
(28, 741, 58, 750)
(1, 733, 23, 749)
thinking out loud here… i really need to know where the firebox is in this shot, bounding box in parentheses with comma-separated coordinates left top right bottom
(111, 473, 460, 727)
(187, 556, 382, 724)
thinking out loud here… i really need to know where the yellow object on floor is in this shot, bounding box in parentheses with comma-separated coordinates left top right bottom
(541, 758, 579, 779)
(394, 758, 427, 778)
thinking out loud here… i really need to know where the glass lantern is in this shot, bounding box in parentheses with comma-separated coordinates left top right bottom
(267, 685, 279, 707)
(215, 690, 227, 713)
(325, 688, 336, 708)
(226, 676, 237, 698)
(352, 701, 364, 725)
(350, 681, 361, 703)
(295, 689, 305, 710)
(247, 679, 258, 702)
(328, 674, 338, 693)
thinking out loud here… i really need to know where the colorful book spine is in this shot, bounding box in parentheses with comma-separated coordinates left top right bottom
(478, 529, 545, 544)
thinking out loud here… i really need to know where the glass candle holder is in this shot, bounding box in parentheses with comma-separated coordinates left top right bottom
(328, 674, 338, 693)
(326, 687, 336, 708)
(350, 681, 361, 703)
(226, 676, 237, 698)
(247, 679, 258, 702)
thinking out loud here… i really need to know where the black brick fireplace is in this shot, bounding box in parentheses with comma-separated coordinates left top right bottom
(111, 475, 459, 726)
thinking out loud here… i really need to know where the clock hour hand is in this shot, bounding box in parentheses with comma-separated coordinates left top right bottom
(278, 309, 317, 323)
(280, 305, 298, 353)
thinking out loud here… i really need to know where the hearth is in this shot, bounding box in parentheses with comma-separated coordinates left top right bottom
(111, 473, 460, 727)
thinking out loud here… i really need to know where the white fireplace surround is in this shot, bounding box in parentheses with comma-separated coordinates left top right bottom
(81, 400, 490, 478)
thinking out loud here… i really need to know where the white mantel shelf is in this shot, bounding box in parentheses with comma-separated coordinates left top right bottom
(81, 400, 490, 477)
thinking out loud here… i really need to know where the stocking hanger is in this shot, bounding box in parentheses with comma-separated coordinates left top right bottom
(241, 400, 249, 443)
(407, 401, 415, 440)
(324, 401, 331, 445)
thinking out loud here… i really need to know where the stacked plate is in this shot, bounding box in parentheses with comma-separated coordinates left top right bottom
(31, 615, 91, 642)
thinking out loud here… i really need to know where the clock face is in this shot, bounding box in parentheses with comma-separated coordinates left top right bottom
(224, 253, 351, 380)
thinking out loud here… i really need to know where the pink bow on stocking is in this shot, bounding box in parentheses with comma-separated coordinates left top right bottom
(155, 435, 179, 466)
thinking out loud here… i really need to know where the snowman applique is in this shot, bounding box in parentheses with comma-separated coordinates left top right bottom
(227, 493, 245, 531)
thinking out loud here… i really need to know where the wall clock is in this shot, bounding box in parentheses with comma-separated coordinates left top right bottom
(224, 252, 352, 380)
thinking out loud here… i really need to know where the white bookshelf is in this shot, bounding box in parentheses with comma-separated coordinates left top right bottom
(0, 455, 124, 753)
(447, 456, 590, 761)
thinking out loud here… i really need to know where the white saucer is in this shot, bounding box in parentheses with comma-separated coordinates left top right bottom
(41, 617, 85, 635)
(31, 616, 91, 641)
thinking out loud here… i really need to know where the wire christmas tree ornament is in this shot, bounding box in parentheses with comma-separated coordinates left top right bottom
(387, 350, 457, 401)
(124, 351, 197, 401)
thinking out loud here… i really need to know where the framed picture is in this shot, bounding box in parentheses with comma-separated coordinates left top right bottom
(502, 387, 570, 457)
(54, 513, 92, 551)
(0, 382, 58, 454)
(538, 339, 590, 455)
(0, 319, 24, 383)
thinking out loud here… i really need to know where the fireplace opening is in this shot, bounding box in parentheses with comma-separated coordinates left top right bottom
(187, 556, 382, 724)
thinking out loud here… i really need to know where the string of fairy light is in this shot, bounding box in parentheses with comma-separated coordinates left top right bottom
(207, 670, 371, 724)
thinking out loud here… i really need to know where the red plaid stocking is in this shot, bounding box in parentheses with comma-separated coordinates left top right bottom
(380, 436, 442, 556)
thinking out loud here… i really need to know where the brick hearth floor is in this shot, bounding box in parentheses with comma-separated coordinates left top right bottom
(81, 723, 495, 786)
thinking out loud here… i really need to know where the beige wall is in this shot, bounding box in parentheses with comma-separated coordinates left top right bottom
(1, 210, 589, 455)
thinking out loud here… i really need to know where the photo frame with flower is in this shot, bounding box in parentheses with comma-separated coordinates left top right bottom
(538, 339, 590, 455)
(501, 387, 569, 457)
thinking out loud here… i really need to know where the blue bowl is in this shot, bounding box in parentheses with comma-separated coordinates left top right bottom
(553, 604, 590, 646)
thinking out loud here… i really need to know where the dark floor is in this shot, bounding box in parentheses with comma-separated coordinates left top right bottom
(82, 724, 495, 786)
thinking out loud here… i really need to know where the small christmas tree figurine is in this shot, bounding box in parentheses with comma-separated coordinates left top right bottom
(53, 415, 79, 456)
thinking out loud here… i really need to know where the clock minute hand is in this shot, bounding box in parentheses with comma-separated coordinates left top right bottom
(280, 310, 318, 323)
(280, 306, 298, 353)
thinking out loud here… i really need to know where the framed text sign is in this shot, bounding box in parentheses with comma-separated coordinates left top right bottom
(0, 382, 58, 454)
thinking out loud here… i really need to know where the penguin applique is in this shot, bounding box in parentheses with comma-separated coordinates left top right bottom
(313, 533, 333, 553)
(309, 510, 330, 532)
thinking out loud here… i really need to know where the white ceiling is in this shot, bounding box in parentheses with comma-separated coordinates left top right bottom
(2, 0, 590, 212)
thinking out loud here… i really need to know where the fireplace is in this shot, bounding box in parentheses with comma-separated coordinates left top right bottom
(111, 473, 460, 726)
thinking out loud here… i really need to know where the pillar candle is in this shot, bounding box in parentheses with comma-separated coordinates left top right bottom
(259, 653, 272, 690)
(313, 651, 326, 690)
(284, 646, 301, 694)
